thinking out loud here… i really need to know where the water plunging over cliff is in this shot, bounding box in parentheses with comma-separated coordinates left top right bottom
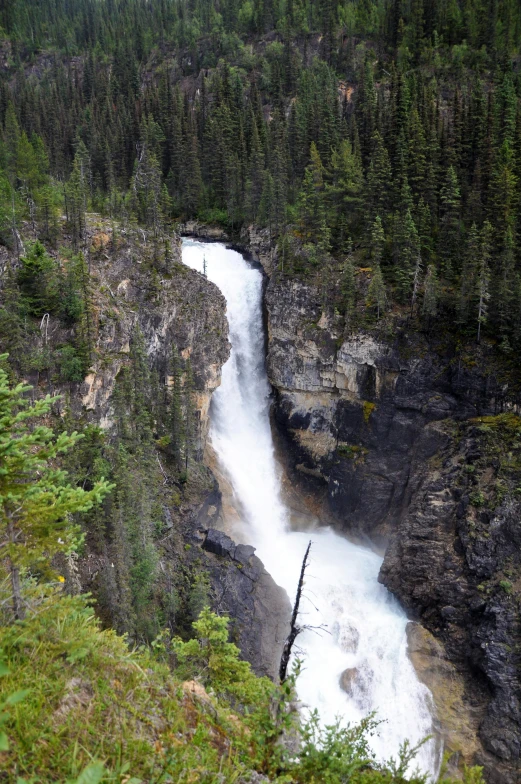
(182, 239, 439, 778)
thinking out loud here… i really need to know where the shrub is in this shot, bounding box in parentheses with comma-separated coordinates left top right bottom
(57, 345, 85, 382)
(17, 241, 61, 317)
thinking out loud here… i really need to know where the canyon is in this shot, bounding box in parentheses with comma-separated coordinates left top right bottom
(181, 223, 521, 783)
(258, 248, 521, 784)
(6, 222, 520, 782)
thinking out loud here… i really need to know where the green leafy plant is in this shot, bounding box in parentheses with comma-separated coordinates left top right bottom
(0, 657, 29, 752)
(499, 579, 513, 594)
(0, 355, 113, 619)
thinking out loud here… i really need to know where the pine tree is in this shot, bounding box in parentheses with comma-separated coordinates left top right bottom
(258, 171, 275, 236)
(367, 263, 387, 320)
(476, 221, 492, 343)
(457, 223, 480, 327)
(438, 165, 461, 279)
(341, 247, 356, 320)
(365, 132, 392, 228)
(326, 139, 363, 250)
(247, 117, 265, 222)
(407, 108, 427, 197)
(496, 227, 516, 349)
(0, 266, 24, 365)
(4, 103, 20, 183)
(0, 360, 112, 619)
(182, 131, 203, 218)
(370, 215, 385, 265)
(410, 250, 423, 315)
(131, 145, 163, 238)
(488, 140, 517, 238)
(296, 143, 330, 253)
(393, 208, 420, 302)
(366, 214, 387, 321)
(65, 149, 89, 249)
(422, 264, 439, 321)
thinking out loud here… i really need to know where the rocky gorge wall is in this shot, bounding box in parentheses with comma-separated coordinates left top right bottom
(0, 222, 290, 680)
(258, 267, 521, 783)
(155, 224, 521, 781)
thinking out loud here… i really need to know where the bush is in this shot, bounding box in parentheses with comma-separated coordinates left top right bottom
(57, 345, 85, 382)
(17, 241, 61, 317)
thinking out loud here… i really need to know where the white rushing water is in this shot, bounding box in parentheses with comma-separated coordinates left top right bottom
(182, 239, 440, 778)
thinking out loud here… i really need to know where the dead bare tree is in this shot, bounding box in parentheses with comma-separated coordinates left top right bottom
(279, 540, 312, 683)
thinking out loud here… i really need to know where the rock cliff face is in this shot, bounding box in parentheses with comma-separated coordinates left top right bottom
(82, 227, 290, 678)
(75, 227, 229, 449)
(1, 223, 290, 680)
(381, 420, 521, 783)
(201, 528, 290, 679)
(264, 272, 521, 781)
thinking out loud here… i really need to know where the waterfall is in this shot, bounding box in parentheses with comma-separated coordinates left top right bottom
(182, 239, 440, 778)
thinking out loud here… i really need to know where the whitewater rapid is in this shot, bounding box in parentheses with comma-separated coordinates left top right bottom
(182, 239, 440, 778)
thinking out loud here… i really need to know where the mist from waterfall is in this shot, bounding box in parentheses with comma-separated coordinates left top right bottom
(182, 239, 440, 778)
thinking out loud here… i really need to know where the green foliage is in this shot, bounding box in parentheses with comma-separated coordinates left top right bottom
(0, 586, 487, 784)
(0, 359, 112, 618)
(363, 401, 376, 423)
(0, 657, 29, 753)
(188, 572, 211, 621)
(17, 241, 60, 317)
(0, 10, 515, 779)
(499, 579, 513, 594)
(174, 607, 271, 702)
(0, 0, 520, 345)
(469, 491, 485, 507)
(367, 264, 387, 320)
(56, 345, 85, 382)
(0, 594, 245, 781)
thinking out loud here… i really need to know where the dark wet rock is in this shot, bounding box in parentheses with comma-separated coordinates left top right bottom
(263, 272, 521, 782)
(203, 528, 237, 558)
(339, 667, 358, 695)
(202, 529, 291, 680)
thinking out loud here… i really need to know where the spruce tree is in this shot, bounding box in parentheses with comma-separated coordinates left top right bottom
(438, 165, 461, 279)
(326, 140, 363, 250)
(393, 208, 420, 302)
(458, 222, 480, 327)
(476, 221, 493, 343)
(496, 227, 516, 349)
(365, 132, 392, 228)
(370, 215, 385, 266)
(367, 264, 387, 320)
(422, 264, 439, 321)
(341, 247, 356, 320)
(0, 360, 112, 619)
(296, 143, 330, 253)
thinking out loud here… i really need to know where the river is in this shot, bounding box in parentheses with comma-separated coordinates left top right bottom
(182, 238, 440, 778)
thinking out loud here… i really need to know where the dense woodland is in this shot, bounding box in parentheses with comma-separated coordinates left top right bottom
(0, 0, 520, 346)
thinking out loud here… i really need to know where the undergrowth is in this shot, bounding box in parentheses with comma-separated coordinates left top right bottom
(0, 592, 486, 784)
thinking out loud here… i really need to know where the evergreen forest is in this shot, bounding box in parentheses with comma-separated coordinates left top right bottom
(0, 0, 520, 344)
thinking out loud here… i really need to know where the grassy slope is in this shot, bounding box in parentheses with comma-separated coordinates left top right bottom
(0, 593, 249, 783)
(0, 588, 487, 784)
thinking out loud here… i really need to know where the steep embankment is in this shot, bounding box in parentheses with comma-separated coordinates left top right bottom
(83, 227, 289, 677)
(260, 270, 521, 783)
(0, 223, 289, 680)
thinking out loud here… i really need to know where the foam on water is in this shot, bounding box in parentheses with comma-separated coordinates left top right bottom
(182, 239, 440, 778)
